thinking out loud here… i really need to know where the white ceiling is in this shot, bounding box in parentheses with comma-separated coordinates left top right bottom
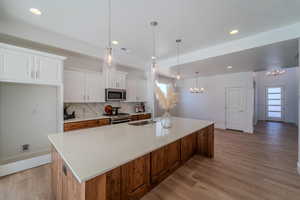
(0, 0, 300, 71)
(171, 39, 299, 78)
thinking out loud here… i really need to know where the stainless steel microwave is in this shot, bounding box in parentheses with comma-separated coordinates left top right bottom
(105, 89, 126, 101)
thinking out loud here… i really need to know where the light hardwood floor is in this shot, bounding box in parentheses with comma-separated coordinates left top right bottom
(1, 121, 299, 200)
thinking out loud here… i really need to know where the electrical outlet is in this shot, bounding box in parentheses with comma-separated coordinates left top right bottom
(21, 144, 30, 152)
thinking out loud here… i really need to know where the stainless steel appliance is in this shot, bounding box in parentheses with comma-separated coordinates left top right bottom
(105, 89, 126, 101)
(103, 113, 131, 124)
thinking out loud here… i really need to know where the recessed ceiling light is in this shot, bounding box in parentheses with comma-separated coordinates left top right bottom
(29, 8, 42, 15)
(227, 66, 233, 69)
(112, 40, 119, 45)
(229, 29, 239, 35)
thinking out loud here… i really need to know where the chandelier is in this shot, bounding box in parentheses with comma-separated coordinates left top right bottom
(266, 69, 286, 76)
(189, 72, 204, 93)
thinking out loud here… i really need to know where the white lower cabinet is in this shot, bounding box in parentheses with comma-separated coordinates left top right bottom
(64, 70, 105, 103)
(126, 79, 147, 102)
(0, 43, 65, 85)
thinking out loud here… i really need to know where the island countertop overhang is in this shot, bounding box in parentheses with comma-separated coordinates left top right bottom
(48, 117, 214, 183)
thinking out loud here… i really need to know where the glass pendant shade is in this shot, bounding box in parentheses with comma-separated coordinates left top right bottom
(105, 47, 113, 67)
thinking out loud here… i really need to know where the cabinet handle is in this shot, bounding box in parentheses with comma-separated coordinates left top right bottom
(31, 70, 35, 79)
(62, 165, 67, 176)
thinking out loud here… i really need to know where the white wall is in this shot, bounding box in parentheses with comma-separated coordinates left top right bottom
(174, 72, 254, 133)
(0, 83, 58, 164)
(254, 67, 299, 124)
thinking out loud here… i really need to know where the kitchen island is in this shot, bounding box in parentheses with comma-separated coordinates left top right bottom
(49, 117, 214, 200)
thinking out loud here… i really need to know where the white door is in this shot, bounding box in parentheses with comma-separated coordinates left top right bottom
(226, 87, 246, 131)
(85, 72, 105, 102)
(36, 56, 62, 84)
(0, 49, 34, 81)
(266, 87, 284, 121)
(64, 70, 85, 102)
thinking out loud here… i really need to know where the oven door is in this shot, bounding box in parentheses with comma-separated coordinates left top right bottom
(105, 89, 124, 101)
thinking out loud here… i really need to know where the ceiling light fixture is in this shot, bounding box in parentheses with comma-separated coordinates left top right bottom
(29, 8, 42, 15)
(230, 29, 239, 35)
(104, 0, 113, 67)
(189, 72, 204, 94)
(150, 21, 158, 73)
(175, 39, 182, 80)
(112, 40, 119, 45)
(227, 66, 233, 69)
(266, 69, 286, 76)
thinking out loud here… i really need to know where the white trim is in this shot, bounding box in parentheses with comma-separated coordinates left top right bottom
(159, 22, 300, 69)
(0, 42, 66, 60)
(297, 162, 300, 175)
(0, 154, 51, 177)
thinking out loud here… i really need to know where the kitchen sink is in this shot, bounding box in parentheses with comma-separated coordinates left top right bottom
(128, 120, 157, 126)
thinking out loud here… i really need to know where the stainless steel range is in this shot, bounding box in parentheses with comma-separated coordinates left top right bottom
(103, 113, 131, 124)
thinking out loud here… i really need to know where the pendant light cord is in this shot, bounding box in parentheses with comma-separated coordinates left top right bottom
(108, 0, 112, 48)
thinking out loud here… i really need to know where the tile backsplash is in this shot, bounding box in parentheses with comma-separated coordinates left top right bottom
(64, 102, 148, 119)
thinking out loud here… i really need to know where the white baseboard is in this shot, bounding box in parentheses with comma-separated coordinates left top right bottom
(0, 154, 51, 177)
(298, 162, 300, 175)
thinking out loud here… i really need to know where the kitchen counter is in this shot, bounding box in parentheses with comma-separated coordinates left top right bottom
(64, 112, 151, 123)
(49, 117, 213, 183)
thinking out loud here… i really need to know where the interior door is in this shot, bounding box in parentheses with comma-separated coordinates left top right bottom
(226, 87, 246, 131)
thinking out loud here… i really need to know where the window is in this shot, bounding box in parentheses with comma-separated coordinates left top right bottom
(266, 87, 283, 121)
(156, 82, 168, 96)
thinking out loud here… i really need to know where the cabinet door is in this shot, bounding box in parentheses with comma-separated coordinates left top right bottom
(64, 70, 85, 102)
(166, 140, 181, 172)
(0, 48, 33, 81)
(126, 79, 137, 102)
(107, 168, 121, 200)
(150, 147, 168, 185)
(51, 147, 63, 200)
(181, 133, 197, 162)
(121, 154, 150, 200)
(136, 80, 147, 102)
(85, 72, 105, 102)
(36, 56, 62, 84)
(61, 163, 85, 200)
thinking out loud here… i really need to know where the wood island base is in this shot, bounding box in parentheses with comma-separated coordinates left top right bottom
(51, 124, 214, 200)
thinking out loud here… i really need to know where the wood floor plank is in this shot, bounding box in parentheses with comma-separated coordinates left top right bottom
(0, 121, 299, 200)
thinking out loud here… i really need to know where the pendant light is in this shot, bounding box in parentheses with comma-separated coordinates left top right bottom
(189, 72, 204, 93)
(150, 21, 158, 73)
(175, 39, 182, 80)
(105, 0, 113, 67)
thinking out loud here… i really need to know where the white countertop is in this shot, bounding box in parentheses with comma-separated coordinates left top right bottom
(64, 112, 151, 123)
(49, 117, 213, 183)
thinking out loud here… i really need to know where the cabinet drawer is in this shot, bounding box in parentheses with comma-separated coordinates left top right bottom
(84, 120, 99, 128)
(131, 115, 139, 121)
(99, 118, 110, 126)
(64, 122, 87, 131)
(139, 113, 151, 120)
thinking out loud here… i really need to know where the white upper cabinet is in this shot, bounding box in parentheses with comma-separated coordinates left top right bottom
(126, 79, 147, 102)
(85, 72, 105, 102)
(35, 56, 62, 84)
(64, 70, 85, 103)
(0, 48, 33, 81)
(64, 70, 105, 103)
(0, 43, 65, 85)
(104, 68, 127, 89)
